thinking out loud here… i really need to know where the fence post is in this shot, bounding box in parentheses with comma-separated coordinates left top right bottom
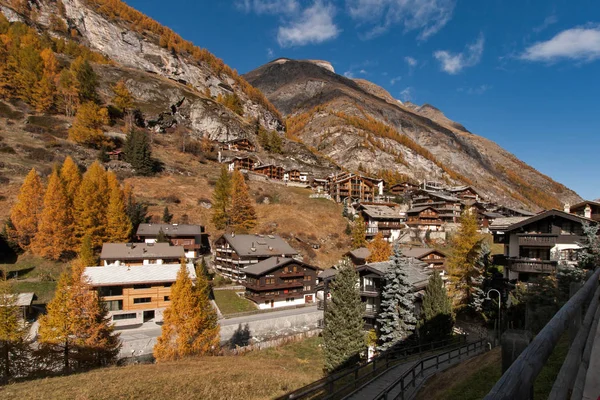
(412, 368, 416, 387)
(436, 354, 439, 370)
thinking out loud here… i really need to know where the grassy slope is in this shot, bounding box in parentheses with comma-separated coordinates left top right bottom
(0, 336, 324, 400)
(213, 289, 257, 315)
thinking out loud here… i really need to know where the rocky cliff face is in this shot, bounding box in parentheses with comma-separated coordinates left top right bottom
(245, 59, 581, 210)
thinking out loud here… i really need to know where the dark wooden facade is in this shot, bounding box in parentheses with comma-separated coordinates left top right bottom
(230, 156, 257, 171)
(406, 206, 443, 228)
(253, 164, 285, 180)
(227, 138, 255, 152)
(327, 173, 382, 203)
(388, 182, 419, 196)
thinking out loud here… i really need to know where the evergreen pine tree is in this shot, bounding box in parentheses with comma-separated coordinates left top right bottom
(123, 129, 154, 176)
(71, 57, 98, 103)
(154, 261, 220, 361)
(419, 271, 453, 342)
(105, 183, 132, 243)
(342, 202, 349, 219)
(578, 222, 600, 269)
(367, 232, 392, 262)
(230, 169, 257, 233)
(0, 279, 30, 383)
(351, 215, 367, 249)
(162, 206, 173, 223)
(31, 170, 72, 260)
(211, 166, 232, 230)
(258, 127, 270, 151)
(377, 246, 417, 351)
(9, 168, 43, 250)
(73, 161, 109, 248)
(156, 228, 170, 243)
(123, 184, 148, 240)
(269, 131, 282, 153)
(469, 241, 489, 314)
(322, 258, 365, 372)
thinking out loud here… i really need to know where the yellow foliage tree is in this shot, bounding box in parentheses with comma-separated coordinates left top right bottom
(73, 161, 109, 248)
(68, 101, 109, 147)
(32, 74, 55, 112)
(0, 279, 30, 382)
(60, 156, 82, 206)
(30, 170, 72, 260)
(230, 169, 257, 234)
(57, 68, 79, 117)
(154, 261, 220, 362)
(105, 182, 132, 243)
(351, 215, 367, 249)
(9, 168, 43, 249)
(111, 79, 133, 112)
(367, 232, 392, 262)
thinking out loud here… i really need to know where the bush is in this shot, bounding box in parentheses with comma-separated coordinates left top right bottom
(161, 195, 180, 204)
(0, 176, 9, 184)
(0, 144, 16, 154)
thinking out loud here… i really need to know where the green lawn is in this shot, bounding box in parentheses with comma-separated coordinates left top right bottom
(213, 290, 257, 315)
(11, 280, 58, 305)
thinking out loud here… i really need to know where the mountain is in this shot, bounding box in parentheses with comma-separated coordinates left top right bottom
(244, 58, 581, 210)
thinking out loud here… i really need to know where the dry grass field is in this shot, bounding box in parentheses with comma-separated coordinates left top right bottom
(0, 336, 324, 400)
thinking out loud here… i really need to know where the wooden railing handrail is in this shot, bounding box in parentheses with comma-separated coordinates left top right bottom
(484, 268, 600, 400)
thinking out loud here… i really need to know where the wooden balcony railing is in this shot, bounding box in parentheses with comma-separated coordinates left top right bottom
(508, 259, 557, 273)
(360, 285, 380, 296)
(244, 281, 303, 291)
(517, 234, 557, 247)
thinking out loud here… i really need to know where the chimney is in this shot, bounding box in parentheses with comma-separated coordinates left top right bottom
(585, 204, 592, 219)
(564, 203, 571, 213)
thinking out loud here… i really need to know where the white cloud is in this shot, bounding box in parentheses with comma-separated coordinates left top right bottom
(359, 69, 368, 74)
(344, 71, 355, 78)
(533, 15, 558, 33)
(404, 56, 417, 67)
(267, 48, 274, 58)
(520, 26, 600, 62)
(346, 0, 455, 40)
(434, 34, 485, 74)
(390, 76, 402, 85)
(277, 1, 340, 47)
(400, 87, 413, 101)
(237, 0, 299, 15)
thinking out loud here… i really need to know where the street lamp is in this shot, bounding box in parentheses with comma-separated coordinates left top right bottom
(486, 289, 501, 339)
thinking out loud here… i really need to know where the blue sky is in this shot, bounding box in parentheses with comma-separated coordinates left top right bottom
(125, 0, 600, 200)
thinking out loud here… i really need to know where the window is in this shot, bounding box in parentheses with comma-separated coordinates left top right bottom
(133, 284, 152, 290)
(164, 296, 170, 302)
(113, 313, 137, 321)
(98, 286, 123, 297)
(265, 278, 275, 285)
(104, 300, 123, 311)
(304, 275, 311, 282)
(286, 298, 295, 302)
(304, 285, 311, 291)
(293, 265, 298, 272)
(133, 297, 152, 304)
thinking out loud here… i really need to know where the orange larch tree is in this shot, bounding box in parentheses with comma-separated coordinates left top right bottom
(229, 169, 257, 234)
(68, 101, 109, 147)
(105, 182, 132, 243)
(73, 161, 109, 248)
(367, 232, 392, 263)
(8, 168, 44, 250)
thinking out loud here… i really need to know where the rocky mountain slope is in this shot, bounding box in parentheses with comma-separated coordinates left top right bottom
(245, 58, 581, 210)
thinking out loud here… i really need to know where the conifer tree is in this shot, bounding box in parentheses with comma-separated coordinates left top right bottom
(258, 127, 270, 151)
(377, 246, 416, 351)
(111, 79, 133, 113)
(367, 232, 392, 262)
(162, 206, 173, 223)
(123, 183, 148, 240)
(351, 215, 367, 249)
(447, 210, 483, 310)
(9, 168, 43, 250)
(419, 271, 453, 342)
(105, 183, 132, 243)
(32, 74, 55, 112)
(57, 68, 79, 117)
(60, 156, 82, 206)
(211, 166, 232, 230)
(154, 261, 220, 362)
(156, 228, 170, 243)
(79, 234, 97, 267)
(269, 131, 282, 153)
(323, 258, 365, 372)
(123, 129, 154, 176)
(31, 170, 72, 260)
(68, 101, 109, 147)
(71, 57, 98, 103)
(73, 161, 109, 248)
(0, 279, 30, 383)
(578, 222, 600, 269)
(230, 169, 257, 234)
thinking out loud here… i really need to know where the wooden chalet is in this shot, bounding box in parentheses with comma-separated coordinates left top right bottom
(411, 190, 462, 224)
(284, 169, 310, 183)
(327, 172, 384, 203)
(226, 156, 257, 172)
(406, 206, 443, 230)
(401, 247, 447, 270)
(447, 186, 483, 202)
(253, 164, 285, 180)
(388, 182, 419, 196)
(243, 257, 320, 309)
(311, 178, 328, 192)
(136, 223, 209, 258)
(358, 203, 404, 241)
(100, 243, 185, 266)
(107, 149, 124, 161)
(226, 138, 255, 152)
(568, 201, 600, 222)
(494, 205, 535, 218)
(345, 247, 371, 266)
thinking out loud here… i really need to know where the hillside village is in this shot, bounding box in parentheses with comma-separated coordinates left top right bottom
(0, 1, 599, 399)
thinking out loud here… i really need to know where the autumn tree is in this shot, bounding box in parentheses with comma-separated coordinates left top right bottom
(71, 56, 98, 103)
(30, 170, 72, 260)
(322, 258, 365, 372)
(154, 261, 220, 361)
(9, 168, 43, 249)
(230, 169, 256, 234)
(78, 234, 97, 267)
(105, 182, 132, 243)
(57, 68, 79, 117)
(211, 166, 232, 230)
(367, 232, 392, 262)
(0, 279, 30, 383)
(60, 156, 82, 206)
(446, 210, 484, 310)
(351, 215, 367, 249)
(111, 79, 133, 112)
(73, 161, 109, 248)
(68, 101, 109, 147)
(419, 271, 453, 342)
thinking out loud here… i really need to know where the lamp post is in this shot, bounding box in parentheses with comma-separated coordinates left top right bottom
(486, 289, 502, 339)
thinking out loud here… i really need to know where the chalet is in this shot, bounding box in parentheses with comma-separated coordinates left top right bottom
(213, 233, 299, 281)
(226, 156, 257, 172)
(107, 149, 124, 161)
(284, 169, 310, 183)
(406, 206, 443, 231)
(136, 223, 209, 258)
(357, 259, 430, 330)
(411, 190, 462, 224)
(388, 182, 419, 196)
(447, 186, 483, 202)
(491, 209, 597, 282)
(327, 172, 384, 203)
(243, 257, 320, 309)
(345, 247, 371, 266)
(568, 201, 600, 222)
(480, 211, 505, 232)
(401, 248, 447, 270)
(253, 164, 285, 180)
(84, 263, 196, 327)
(225, 138, 256, 152)
(2, 293, 35, 320)
(358, 203, 404, 241)
(311, 178, 328, 192)
(100, 243, 185, 266)
(494, 205, 535, 218)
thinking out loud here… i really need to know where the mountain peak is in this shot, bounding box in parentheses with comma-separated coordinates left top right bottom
(269, 58, 335, 73)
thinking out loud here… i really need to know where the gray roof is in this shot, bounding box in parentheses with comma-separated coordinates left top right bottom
(348, 247, 371, 260)
(220, 233, 298, 257)
(407, 206, 436, 213)
(401, 247, 446, 259)
(489, 216, 530, 231)
(137, 223, 203, 237)
(361, 204, 403, 220)
(84, 263, 196, 286)
(100, 243, 185, 260)
(495, 206, 535, 217)
(1, 293, 35, 307)
(243, 257, 318, 276)
(358, 259, 431, 290)
(318, 268, 338, 280)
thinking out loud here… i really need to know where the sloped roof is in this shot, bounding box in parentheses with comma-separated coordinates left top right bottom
(243, 257, 319, 276)
(401, 247, 446, 259)
(571, 200, 600, 211)
(2, 293, 35, 307)
(84, 263, 196, 286)
(489, 217, 529, 231)
(407, 206, 437, 214)
(220, 234, 298, 257)
(495, 206, 535, 217)
(136, 223, 204, 237)
(318, 268, 338, 280)
(503, 209, 597, 232)
(100, 243, 185, 260)
(347, 247, 371, 260)
(361, 204, 402, 220)
(357, 259, 431, 290)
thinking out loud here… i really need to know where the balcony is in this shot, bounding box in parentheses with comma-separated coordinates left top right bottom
(517, 234, 557, 247)
(245, 281, 304, 291)
(360, 285, 380, 297)
(508, 258, 558, 274)
(281, 271, 305, 278)
(364, 306, 378, 317)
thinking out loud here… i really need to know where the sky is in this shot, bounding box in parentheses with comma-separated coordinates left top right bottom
(125, 0, 600, 200)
